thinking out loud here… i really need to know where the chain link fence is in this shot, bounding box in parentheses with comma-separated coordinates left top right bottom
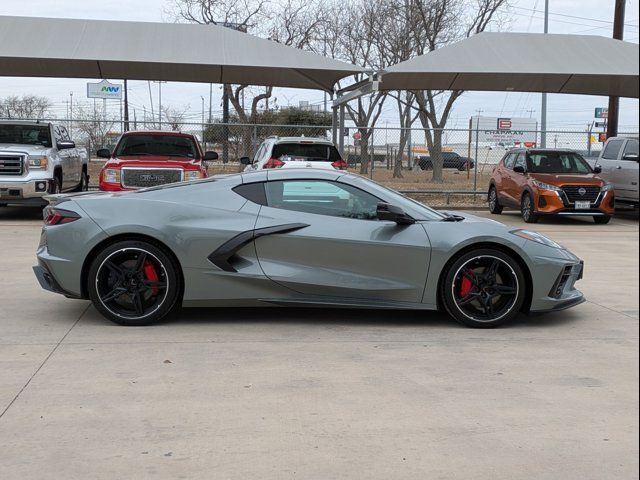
(5, 116, 637, 206)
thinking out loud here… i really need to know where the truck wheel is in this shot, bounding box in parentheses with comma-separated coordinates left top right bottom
(73, 169, 89, 192)
(51, 175, 62, 194)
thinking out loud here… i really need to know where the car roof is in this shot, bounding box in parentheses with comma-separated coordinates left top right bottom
(121, 130, 195, 137)
(0, 120, 50, 126)
(513, 148, 578, 154)
(270, 136, 334, 145)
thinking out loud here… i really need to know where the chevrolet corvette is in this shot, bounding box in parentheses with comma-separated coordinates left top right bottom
(33, 169, 585, 327)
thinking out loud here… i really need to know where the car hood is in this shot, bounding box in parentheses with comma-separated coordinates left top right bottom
(529, 173, 605, 186)
(0, 144, 50, 153)
(104, 156, 202, 169)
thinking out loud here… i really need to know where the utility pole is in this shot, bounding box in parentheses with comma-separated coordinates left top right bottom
(607, 0, 625, 139)
(153, 81, 167, 128)
(208, 83, 213, 123)
(69, 92, 73, 137)
(200, 96, 206, 148)
(147, 81, 154, 127)
(123, 79, 130, 132)
(540, 0, 549, 148)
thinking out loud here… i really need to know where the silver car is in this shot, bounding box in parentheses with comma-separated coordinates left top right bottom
(595, 136, 639, 207)
(34, 169, 585, 328)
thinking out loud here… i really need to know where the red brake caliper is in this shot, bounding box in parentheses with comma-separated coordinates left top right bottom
(460, 270, 473, 297)
(143, 261, 159, 296)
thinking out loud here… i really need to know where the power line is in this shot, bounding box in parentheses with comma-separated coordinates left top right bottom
(511, 5, 639, 28)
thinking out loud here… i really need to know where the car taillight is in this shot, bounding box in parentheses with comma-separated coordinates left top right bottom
(331, 159, 348, 170)
(264, 158, 285, 169)
(43, 207, 81, 226)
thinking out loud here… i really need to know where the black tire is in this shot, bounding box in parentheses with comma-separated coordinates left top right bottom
(441, 248, 527, 328)
(51, 174, 62, 194)
(521, 192, 539, 223)
(488, 186, 503, 214)
(87, 240, 181, 326)
(593, 215, 611, 225)
(73, 169, 89, 192)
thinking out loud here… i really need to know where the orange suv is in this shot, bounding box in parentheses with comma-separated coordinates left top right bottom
(488, 149, 615, 224)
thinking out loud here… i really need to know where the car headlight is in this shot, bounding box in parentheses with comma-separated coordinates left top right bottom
(511, 229, 563, 249)
(531, 179, 562, 192)
(185, 170, 202, 181)
(27, 155, 49, 169)
(103, 169, 121, 184)
(601, 183, 614, 192)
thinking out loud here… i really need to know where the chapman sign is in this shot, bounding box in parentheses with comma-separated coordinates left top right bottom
(87, 80, 123, 100)
(471, 116, 538, 146)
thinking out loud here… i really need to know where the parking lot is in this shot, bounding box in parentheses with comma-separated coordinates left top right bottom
(0, 205, 638, 479)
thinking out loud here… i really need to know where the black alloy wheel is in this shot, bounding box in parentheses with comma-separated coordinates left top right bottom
(88, 240, 181, 325)
(442, 249, 526, 328)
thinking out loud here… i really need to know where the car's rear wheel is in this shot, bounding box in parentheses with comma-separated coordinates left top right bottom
(488, 186, 503, 214)
(521, 193, 539, 223)
(593, 215, 611, 224)
(441, 249, 526, 328)
(87, 240, 181, 326)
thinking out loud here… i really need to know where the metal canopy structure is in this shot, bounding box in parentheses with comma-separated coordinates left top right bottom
(0, 15, 364, 92)
(377, 33, 639, 98)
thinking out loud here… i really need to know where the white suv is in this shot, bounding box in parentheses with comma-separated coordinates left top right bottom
(241, 136, 347, 171)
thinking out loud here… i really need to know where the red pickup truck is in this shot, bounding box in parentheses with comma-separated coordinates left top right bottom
(97, 131, 217, 191)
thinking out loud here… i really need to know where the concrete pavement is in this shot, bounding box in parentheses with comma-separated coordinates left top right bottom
(0, 206, 638, 479)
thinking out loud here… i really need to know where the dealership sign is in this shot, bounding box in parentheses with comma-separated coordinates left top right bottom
(87, 80, 123, 100)
(472, 116, 538, 145)
(594, 108, 608, 119)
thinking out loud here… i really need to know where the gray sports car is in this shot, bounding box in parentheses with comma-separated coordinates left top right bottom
(33, 169, 585, 328)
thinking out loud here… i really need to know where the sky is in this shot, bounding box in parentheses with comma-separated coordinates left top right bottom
(0, 0, 638, 131)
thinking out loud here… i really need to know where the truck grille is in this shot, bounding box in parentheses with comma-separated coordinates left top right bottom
(0, 154, 24, 176)
(121, 168, 183, 188)
(561, 185, 600, 203)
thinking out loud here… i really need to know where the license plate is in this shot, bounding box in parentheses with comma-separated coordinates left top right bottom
(575, 201, 591, 210)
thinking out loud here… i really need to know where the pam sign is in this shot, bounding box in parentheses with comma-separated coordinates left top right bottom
(87, 80, 123, 100)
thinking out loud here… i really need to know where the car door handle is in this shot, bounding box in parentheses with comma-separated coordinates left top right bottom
(615, 165, 622, 169)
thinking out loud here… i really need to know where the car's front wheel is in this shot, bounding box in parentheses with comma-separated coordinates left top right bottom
(87, 240, 181, 326)
(441, 249, 527, 328)
(488, 186, 503, 214)
(521, 193, 539, 223)
(593, 215, 612, 224)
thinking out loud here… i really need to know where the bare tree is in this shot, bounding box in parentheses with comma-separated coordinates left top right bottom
(0, 95, 51, 119)
(170, 0, 326, 155)
(325, 0, 389, 174)
(162, 105, 189, 131)
(409, 0, 508, 182)
(73, 103, 119, 154)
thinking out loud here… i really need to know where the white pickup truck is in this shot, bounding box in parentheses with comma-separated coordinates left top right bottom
(0, 121, 89, 207)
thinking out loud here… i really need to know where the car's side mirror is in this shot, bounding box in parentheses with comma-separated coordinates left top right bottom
(96, 148, 111, 159)
(57, 140, 76, 150)
(593, 165, 602, 174)
(376, 202, 415, 225)
(623, 153, 639, 162)
(239, 156, 252, 165)
(203, 151, 218, 161)
(513, 165, 526, 174)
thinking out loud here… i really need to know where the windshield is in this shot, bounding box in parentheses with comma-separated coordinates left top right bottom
(527, 152, 593, 174)
(115, 135, 198, 158)
(272, 142, 342, 162)
(0, 124, 52, 147)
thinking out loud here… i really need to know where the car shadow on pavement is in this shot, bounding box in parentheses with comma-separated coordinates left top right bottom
(0, 205, 44, 220)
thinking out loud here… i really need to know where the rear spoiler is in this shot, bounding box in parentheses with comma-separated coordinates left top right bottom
(43, 191, 108, 206)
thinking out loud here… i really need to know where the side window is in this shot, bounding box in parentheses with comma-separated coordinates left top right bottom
(602, 139, 624, 160)
(264, 180, 380, 220)
(58, 126, 71, 141)
(622, 139, 638, 160)
(52, 125, 64, 144)
(503, 153, 516, 169)
(513, 153, 527, 170)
